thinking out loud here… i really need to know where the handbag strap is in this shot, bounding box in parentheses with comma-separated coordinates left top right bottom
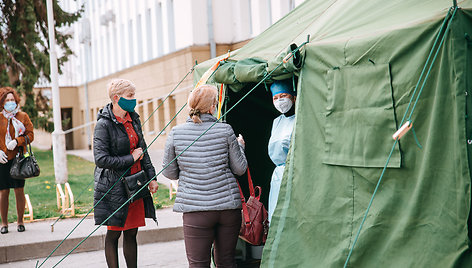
(237, 167, 260, 225)
(236, 180, 251, 225)
(23, 135, 33, 155)
(247, 168, 255, 197)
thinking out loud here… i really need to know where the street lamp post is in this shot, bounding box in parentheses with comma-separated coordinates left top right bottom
(46, 0, 68, 184)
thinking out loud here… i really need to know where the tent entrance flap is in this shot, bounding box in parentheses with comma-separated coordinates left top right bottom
(323, 63, 401, 168)
(225, 84, 279, 207)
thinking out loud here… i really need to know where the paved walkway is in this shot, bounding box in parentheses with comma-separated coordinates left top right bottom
(0, 149, 187, 266)
(0, 149, 260, 267)
(0, 240, 187, 268)
(0, 208, 183, 264)
(0, 150, 186, 267)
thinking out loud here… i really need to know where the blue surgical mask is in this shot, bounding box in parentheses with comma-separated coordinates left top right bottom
(118, 97, 136, 112)
(4, 101, 17, 112)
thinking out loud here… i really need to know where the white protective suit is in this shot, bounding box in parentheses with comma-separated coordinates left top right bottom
(268, 113, 295, 222)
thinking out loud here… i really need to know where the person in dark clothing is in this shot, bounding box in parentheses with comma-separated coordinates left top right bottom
(93, 79, 158, 268)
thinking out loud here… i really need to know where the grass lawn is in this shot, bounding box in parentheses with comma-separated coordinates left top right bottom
(6, 148, 175, 223)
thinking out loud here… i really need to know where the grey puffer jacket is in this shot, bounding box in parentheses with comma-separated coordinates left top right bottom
(162, 114, 247, 213)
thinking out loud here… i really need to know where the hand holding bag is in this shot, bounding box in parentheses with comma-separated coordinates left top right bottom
(121, 170, 151, 202)
(237, 168, 269, 245)
(10, 135, 40, 180)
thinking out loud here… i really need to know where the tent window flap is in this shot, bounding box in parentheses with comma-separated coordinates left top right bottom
(323, 63, 401, 168)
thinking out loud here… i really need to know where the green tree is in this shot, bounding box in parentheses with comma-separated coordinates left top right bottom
(0, 0, 82, 131)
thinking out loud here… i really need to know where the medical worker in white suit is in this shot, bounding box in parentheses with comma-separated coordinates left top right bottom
(268, 79, 296, 223)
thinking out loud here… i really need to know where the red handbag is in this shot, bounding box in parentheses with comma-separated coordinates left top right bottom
(237, 168, 269, 245)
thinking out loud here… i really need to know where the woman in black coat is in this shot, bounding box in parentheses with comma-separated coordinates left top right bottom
(93, 79, 158, 268)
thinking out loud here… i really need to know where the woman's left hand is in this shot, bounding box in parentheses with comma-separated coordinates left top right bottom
(6, 140, 17, 150)
(149, 180, 159, 194)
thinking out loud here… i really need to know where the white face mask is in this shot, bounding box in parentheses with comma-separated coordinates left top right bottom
(273, 97, 293, 114)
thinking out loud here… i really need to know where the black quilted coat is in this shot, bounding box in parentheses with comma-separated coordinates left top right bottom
(93, 103, 157, 227)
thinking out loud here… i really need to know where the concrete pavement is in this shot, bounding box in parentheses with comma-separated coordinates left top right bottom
(0, 240, 187, 268)
(0, 149, 261, 267)
(0, 149, 186, 266)
(0, 208, 183, 264)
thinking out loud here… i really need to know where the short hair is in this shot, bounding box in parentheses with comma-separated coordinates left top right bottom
(0, 87, 21, 107)
(107, 79, 136, 102)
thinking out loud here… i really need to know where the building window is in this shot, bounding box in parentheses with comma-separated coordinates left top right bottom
(105, 31, 111, 74)
(147, 99, 155, 131)
(248, 0, 253, 36)
(267, 0, 272, 26)
(145, 8, 153, 60)
(119, 23, 125, 69)
(158, 99, 165, 131)
(169, 96, 176, 128)
(91, 108, 96, 129)
(138, 100, 144, 120)
(112, 26, 118, 73)
(166, 0, 175, 52)
(155, 2, 164, 56)
(92, 38, 98, 80)
(100, 36, 105, 77)
(137, 14, 143, 64)
(128, 19, 134, 66)
(81, 110, 85, 133)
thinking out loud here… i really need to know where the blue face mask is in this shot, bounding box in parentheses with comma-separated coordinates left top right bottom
(4, 101, 17, 112)
(118, 97, 136, 112)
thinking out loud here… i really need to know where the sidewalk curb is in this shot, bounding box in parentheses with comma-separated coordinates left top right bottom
(0, 226, 183, 263)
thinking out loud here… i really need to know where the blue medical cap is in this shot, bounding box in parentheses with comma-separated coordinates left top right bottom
(270, 79, 296, 97)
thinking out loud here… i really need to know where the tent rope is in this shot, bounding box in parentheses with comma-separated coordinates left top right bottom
(50, 65, 196, 229)
(37, 102, 188, 268)
(141, 63, 196, 126)
(343, 6, 457, 268)
(43, 43, 308, 268)
(36, 65, 196, 267)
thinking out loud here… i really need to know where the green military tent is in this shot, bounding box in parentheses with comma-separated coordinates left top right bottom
(194, 0, 472, 266)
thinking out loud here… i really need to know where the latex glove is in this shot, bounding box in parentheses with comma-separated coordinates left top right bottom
(0, 151, 7, 164)
(148, 180, 159, 194)
(6, 140, 17, 151)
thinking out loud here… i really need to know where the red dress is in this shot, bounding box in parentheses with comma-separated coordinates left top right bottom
(108, 112, 146, 231)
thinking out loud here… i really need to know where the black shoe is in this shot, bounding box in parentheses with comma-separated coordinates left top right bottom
(17, 225, 25, 232)
(1, 226, 8, 234)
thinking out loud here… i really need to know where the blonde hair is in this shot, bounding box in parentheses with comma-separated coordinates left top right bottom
(107, 79, 136, 102)
(188, 85, 218, 123)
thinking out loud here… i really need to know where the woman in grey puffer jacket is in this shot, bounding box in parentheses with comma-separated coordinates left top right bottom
(163, 84, 247, 268)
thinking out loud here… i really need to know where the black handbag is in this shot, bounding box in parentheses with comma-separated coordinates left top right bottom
(121, 170, 150, 202)
(10, 135, 40, 180)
